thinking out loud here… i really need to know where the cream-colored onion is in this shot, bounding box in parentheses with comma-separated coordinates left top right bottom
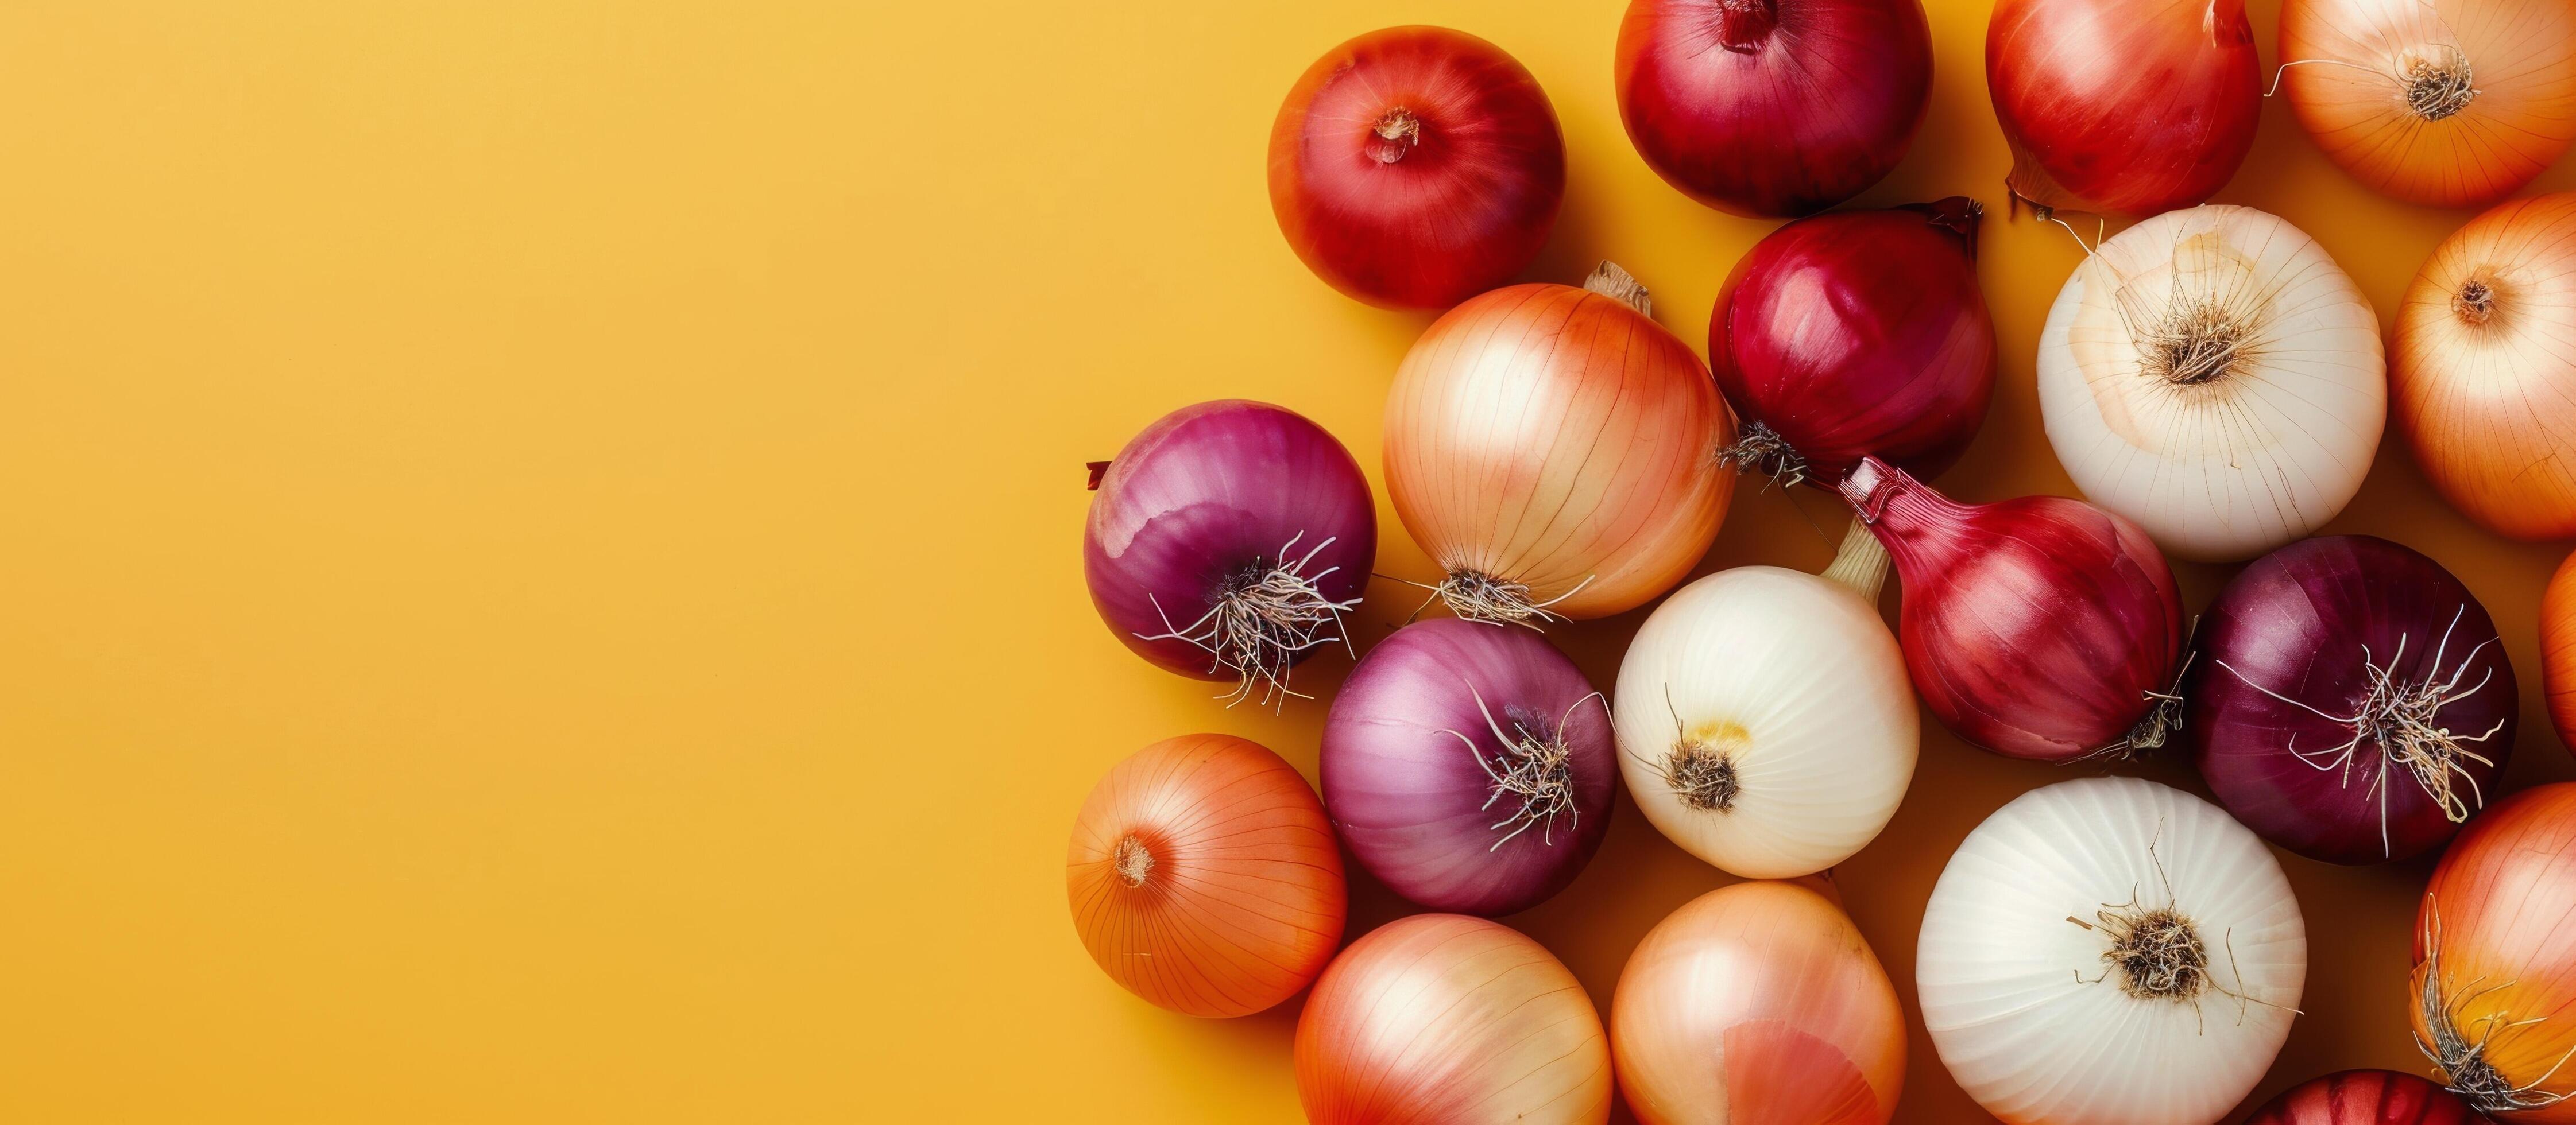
(1918, 777, 2308, 1125)
(2037, 205, 2385, 562)
(1611, 523, 1914, 878)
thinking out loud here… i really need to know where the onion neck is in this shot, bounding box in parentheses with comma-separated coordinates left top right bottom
(1819, 519, 1892, 603)
(2454, 275, 2498, 327)
(1366, 107, 1422, 164)
(1838, 456, 1967, 564)
(1112, 833, 1156, 888)
(1715, 0, 1777, 50)
(1583, 261, 1654, 318)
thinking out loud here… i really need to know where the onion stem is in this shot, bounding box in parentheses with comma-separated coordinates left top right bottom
(1818, 519, 1892, 603)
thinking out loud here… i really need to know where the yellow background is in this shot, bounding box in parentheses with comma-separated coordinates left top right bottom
(3, 1, 2570, 1121)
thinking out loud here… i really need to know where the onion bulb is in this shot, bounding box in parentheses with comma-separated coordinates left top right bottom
(2543, 547, 2576, 748)
(2038, 205, 2386, 562)
(1919, 777, 2308, 1125)
(2411, 783, 2576, 1118)
(2244, 1069, 2484, 1124)
(1986, 0, 2262, 214)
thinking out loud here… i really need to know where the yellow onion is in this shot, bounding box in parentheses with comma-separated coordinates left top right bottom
(2411, 783, 2576, 1118)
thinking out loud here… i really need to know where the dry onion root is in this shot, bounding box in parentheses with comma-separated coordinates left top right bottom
(2411, 783, 2576, 1118)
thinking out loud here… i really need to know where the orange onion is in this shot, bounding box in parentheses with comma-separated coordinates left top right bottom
(2393, 193, 2576, 540)
(2411, 782, 2576, 1118)
(1385, 262, 1735, 623)
(1295, 914, 1614, 1124)
(2545, 547, 2576, 747)
(1065, 734, 1345, 1018)
(2279, 0, 2576, 207)
(1611, 879, 1905, 1124)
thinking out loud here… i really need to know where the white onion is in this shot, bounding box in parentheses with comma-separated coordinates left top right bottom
(1917, 777, 2307, 1125)
(2037, 205, 2385, 562)
(1611, 523, 1916, 878)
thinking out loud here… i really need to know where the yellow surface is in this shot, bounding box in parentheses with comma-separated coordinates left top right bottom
(5, 1, 2571, 1122)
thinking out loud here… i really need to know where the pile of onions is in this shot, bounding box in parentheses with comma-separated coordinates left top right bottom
(1614, 0, 1933, 217)
(2187, 535, 2516, 864)
(1612, 879, 1906, 1124)
(2279, 0, 2576, 207)
(1710, 199, 1997, 486)
(1919, 777, 2308, 1125)
(1084, 400, 1376, 706)
(1268, 26, 1565, 309)
(1296, 914, 1613, 1123)
(1065, 734, 1346, 1018)
(1986, 0, 2261, 214)
(2393, 192, 2576, 540)
(2038, 205, 2385, 562)
(2411, 783, 2576, 1117)
(1839, 456, 2185, 761)
(1386, 263, 1735, 623)
(2243, 1070, 2482, 1124)
(2544, 548, 2576, 747)
(1321, 618, 1614, 915)
(1612, 522, 1916, 878)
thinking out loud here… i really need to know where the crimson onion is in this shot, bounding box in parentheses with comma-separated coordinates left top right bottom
(1711, 198, 1997, 486)
(1083, 401, 1376, 706)
(2188, 536, 2515, 865)
(1987, 0, 2262, 214)
(2244, 1069, 2482, 1125)
(1321, 618, 1614, 915)
(1839, 456, 2185, 761)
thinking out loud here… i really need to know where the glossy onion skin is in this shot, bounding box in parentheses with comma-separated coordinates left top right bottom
(2243, 1069, 2483, 1125)
(1611, 880, 1906, 1124)
(1615, 0, 1933, 217)
(1711, 199, 1996, 484)
(2282, 0, 2576, 207)
(1065, 734, 1347, 1018)
(1268, 26, 1566, 309)
(1321, 618, 1615, 915)
(1295, 914, 1614, 1124)
(1986, 0, 2261, 214)
(2188, 536, 2516, 865)
(2412, 784, 2576, 1119)
(2545, 547, 2576, 747)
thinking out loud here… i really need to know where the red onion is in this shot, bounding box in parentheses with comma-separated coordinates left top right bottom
(1082, 401, 1376, 706)
(2187, 536, 2516, 865)
(1839, 456, 2185, 761)
(1711, 198, 1997, 486)
(1321, 618, 1614, 915)
(1986, 0, 2261, 215)
(1268, 26, 1565, 309)
(1615, 0, 1933, 217)
(2244, 1069, 2484, 1125)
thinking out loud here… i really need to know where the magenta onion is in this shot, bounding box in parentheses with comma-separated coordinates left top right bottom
(1840, 456, 2185, 761)
(1083, 401, 1376, 705)
(2187, 536, 2516, 865)
(2244, 1069, 2483, 1125)
(1321, 617, 1614, 915)
(1711, 198, 1997, 486)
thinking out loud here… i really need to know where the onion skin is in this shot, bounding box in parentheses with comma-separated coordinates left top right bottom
(1986, 0, 2261, 214)
(1268, 26, 1565, 309)
(1711, 199, 1996, 485)
(1065, 734, 1346, 1018)
(2243, 1069, 2483, 1125)
(2544, 548, 2576, 749)
(1295, 914, 1613, 1124)
(2188, 536, 2516, 865)
(1615, 0, 1933, 218)
(2411, 783, 2576, 1119)
(1321, 618, 1615, 916)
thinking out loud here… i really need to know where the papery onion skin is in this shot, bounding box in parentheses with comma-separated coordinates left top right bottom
(2393, 192, 2576, 540)
(1614, 0, 1933, 217)
(2243, 1069, 2484, 1125)
(1321, 618, 1615, 916)
(2038, 205, 2385, 562)
(1710, 199, 1997, 485)
(1296, 914, 1613, 1124)
(2411, 783, 2576, 1119)
(2188, 536, 2516, 865)
(1986, 0, 2261, 214)
(1065, 734, 1347, 1018)
(1268, 26, 1566, 309)
(1611, 879, 1906, 1125)
(2543, 547, 2576, 748)
(1386, 264, 1735, 623)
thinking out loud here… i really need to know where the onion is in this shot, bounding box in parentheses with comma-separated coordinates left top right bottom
(1386, 263, 1735, 623)
(1838, 456, 2186, 761)
(2244, 1069, 2484, 1124)
(1986, 0, 2262, 215)
(1919, 777, 2308, 1125)
(2393, 192, 2576, 540)
(1321, 617, 1615, 915)
(1083, 400, 1376, 705)
(2038, 205, 2387, 562)
(2279, 0, 2576, 207)
(2187, 535, 2516, 864)
(1614, 0, 1933, 218)
(1710, 198, 1998, 486)
(2544, 548, 2576, 748)
(1612, 522, 1915, 878)
(2411, 783, 2576, 1118)
(1267, 26, 1565, 309)
(1611, 879, 1906, 1124)
(1295, 913, 1613, 1124)
(1065, 734, 1346, 1018)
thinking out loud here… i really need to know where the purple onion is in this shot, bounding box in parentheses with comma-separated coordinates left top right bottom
(2187, 535, 2516, 864)
(1321, 618, 1614, 915)
(1083, 401, 1376, 706)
